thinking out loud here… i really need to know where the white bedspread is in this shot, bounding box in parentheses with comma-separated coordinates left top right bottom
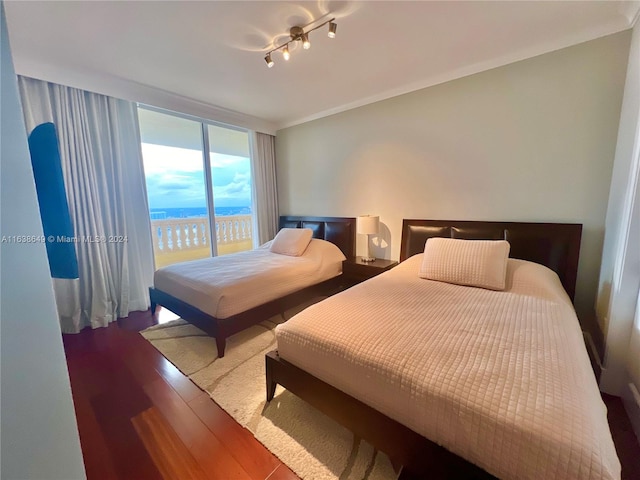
(154, 240, 344, 319)
(276, 255, 620, 480)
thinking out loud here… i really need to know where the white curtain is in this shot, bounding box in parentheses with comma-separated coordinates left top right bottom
(18, 76, 155, 333)
(249, 132, 279, 245)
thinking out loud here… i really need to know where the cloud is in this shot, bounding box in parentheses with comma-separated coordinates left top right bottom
(160, 182, 191, 191)
(145, 171, 206, 208)
(211, 153, 249, 168)
(142, 145, 253, 209)
(215, 172, 251, 199)
(224, 183, 247, 194)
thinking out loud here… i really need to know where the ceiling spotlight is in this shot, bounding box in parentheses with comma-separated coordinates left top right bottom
(328, 22, 337, 38)
(262, 17, 336, 68)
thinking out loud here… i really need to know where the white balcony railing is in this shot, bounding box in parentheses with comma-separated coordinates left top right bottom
(150, 214, 253, 267)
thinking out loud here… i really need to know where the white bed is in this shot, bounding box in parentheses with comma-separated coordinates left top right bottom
(151, 215, 356, 358)
(154, 238, 345, 319)
(275, 254, 620, 480)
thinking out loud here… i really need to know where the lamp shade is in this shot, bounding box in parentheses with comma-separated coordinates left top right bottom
(357, 215, 379, 235)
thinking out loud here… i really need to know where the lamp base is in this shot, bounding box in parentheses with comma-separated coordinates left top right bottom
(362, 233, 376, 262)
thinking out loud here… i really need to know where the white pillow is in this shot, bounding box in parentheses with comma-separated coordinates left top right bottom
(270, 228, 313, 256)
(258, 240, 273, 249)
(419, 237, 510, 291)
(302, 238, 347, 263)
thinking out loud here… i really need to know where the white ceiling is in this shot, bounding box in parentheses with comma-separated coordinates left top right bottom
(5, 1, 639, 131)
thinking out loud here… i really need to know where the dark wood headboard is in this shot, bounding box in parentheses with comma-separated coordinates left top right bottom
(279, 216, 356, 259)
(401, 219, 582, 301)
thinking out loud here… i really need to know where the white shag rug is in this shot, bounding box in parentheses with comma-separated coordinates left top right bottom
(141, 300, 398, 480)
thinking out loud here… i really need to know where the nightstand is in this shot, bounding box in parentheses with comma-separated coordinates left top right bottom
(342, 256, 398, 287)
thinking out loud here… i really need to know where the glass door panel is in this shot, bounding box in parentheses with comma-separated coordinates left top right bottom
(207, 124, 254, 256)
(139, 108, 211, 268)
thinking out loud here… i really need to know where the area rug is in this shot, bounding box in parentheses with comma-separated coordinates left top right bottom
(141, 300, 398, 480)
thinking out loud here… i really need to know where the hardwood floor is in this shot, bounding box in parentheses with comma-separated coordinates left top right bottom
(604, 393, 640, 480)
(64, 309, 640, 480)
(63, 308, 298, 480)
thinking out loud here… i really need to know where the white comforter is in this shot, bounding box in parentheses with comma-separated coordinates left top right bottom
(276, 255, 620, 480)
(154, 239, 344, 319)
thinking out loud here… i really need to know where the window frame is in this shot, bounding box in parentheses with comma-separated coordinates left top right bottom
(138, 104, 253, 258)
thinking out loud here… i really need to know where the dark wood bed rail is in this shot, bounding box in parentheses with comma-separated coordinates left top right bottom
(266, 351, 496, 479)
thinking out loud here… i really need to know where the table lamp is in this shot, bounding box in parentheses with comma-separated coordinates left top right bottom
(357, 215, 379, 262)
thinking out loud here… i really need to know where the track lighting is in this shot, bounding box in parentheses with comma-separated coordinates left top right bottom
(328, 22, 337, 38)
(263, 17, 336, 68)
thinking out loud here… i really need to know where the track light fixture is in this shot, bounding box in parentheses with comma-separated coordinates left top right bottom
(263, 17, 336, 68)
(328, 21, 337, 38)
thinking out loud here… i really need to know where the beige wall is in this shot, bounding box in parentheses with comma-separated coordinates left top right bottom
(276, 32, 631, 318)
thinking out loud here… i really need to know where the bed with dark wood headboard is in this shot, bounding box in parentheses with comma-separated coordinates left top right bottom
(265, 219, 599, 480)
(149, 215, 355, 357)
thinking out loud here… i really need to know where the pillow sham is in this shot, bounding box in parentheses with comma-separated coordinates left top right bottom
(270, 228, 313, 256)
(302, 238, 347, 264)
(419, 237, 510, 291)
(258, 240, 273, 249)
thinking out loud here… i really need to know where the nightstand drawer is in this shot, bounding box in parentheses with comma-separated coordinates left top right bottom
(342, 257, 398, 285)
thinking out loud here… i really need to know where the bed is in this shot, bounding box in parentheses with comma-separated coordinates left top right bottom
(266, 219, 620, 479)
(149, 215, 355, 357)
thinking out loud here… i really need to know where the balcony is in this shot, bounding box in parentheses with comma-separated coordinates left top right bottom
(151, 214, 253, 268)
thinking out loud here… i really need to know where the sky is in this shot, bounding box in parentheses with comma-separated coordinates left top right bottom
(142, 143, 252, 209)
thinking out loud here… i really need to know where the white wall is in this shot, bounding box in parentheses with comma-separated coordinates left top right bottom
(596, 14, 640, 418)
(0, 3, 86, 478)
(276, 32, 631, 320)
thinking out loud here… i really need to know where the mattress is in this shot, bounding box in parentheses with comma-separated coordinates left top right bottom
(154, 239, 344, 319)
(275, 254, 620, 480)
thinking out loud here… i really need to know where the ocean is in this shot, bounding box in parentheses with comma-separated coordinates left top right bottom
(149, 206, 251, 220)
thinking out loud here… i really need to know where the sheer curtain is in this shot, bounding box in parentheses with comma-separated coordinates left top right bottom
(18, 76, 154, 333)
(249, 132, 279, 245)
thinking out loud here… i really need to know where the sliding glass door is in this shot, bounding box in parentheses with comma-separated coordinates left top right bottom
(207, 124, 253, 256)
(138, 107, 253, 268)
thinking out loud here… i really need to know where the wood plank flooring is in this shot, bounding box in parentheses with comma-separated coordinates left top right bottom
(63, 308, 297, 480)
(63, 309, 640, 480)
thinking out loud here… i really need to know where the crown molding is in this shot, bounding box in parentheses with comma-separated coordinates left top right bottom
(13, 59, 278, 135)
(619, 1, 640, 26)
(276, 22, 633, 131)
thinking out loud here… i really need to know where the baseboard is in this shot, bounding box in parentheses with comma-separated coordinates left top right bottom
(622, 382, 640, 444)
(583, 331, 603, 381)
(580, 311, 605, 361)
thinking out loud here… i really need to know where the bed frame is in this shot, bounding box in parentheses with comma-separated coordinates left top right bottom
(150, 215, 355, 357)
(265, 219, 582, 479)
